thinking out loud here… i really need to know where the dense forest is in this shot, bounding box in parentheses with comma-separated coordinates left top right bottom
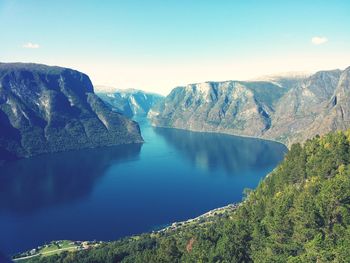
(28, 130, 350, 262)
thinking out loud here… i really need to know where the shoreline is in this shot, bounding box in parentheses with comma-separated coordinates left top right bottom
(149, 123, 289, 148)
(157, 203, 240, 233)
(13, 203, 240, 261)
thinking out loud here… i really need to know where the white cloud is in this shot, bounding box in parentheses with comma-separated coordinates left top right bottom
(22, 42, 40, 49)
(311, 36, 328, 45)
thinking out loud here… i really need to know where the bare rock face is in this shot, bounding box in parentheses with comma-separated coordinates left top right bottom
(149, 67, 350, 146)
(300, 67, 350, 142)
(149, 81, 287, 138)
(0, 63, 143, 161)
(96, 89, 163, 118)
(264, 69, 343, 144)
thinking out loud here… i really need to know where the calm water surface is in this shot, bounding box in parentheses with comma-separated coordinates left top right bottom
(0, 119, 287, 255)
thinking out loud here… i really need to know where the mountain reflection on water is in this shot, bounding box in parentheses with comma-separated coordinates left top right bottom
(0, 120, 287, 256)
(0, 144, 142, 214)
(153, 127, 287, 174)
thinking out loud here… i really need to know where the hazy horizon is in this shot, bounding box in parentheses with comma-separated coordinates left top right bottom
(1, 0, 349, 95)
(91, 66, 347, 95)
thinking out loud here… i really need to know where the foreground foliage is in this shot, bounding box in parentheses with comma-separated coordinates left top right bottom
(28, 130, 350, 262)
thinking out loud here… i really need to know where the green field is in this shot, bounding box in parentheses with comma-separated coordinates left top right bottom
(13, 240, 96, 262)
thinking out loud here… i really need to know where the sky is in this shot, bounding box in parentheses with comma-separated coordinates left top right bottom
(1, 0, 349, 95)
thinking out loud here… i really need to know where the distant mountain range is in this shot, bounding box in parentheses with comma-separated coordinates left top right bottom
(96, 88, 163, 118)
(2, 62, 349, 162)
(149, 67, 350, 146)
(0, 63, 143, 161)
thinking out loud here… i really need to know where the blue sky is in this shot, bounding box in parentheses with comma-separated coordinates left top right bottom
(1, 0, 349, 94)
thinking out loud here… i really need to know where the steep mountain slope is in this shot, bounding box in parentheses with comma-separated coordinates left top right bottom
(264, 69, 343, 144)
(149, 81, 288, 138)
(97, 89, 163, 118)
(25, 130, 350, 263)
(305, 67, 350, 139)
(149, 68, 349, 146)
(0, 63, 143, 161)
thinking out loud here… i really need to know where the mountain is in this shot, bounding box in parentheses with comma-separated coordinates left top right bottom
(149, 67, 350, 146)
(149, 80, 291, 139)
(23, 130, 350, 262)
(0, 63, 143, 161)
(96, 88, 163, 118)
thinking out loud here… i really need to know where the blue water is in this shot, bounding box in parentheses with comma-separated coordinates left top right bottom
(0, 119, 287, 256)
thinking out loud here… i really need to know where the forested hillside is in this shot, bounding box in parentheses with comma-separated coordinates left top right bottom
(27, 130, 350, 262)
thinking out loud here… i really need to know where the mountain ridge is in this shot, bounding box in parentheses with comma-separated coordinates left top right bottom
(97, 88, 163, 118)
(149, 67, 350, 146)
(0, 63, 143, 161)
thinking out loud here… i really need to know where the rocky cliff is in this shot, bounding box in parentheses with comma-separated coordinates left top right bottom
(149, 80, 289, 139)
(149, 67, 350, 146)
(97, 88, 163, 118)
(0, 63, 143, 161)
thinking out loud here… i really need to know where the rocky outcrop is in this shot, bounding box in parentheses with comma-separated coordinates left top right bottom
(0, 63, 143, 161)
(299, 67, 350, 142)
(149, 67, 350, 146)
(97, 89, 163, 118)
(263, 69, 343, 144)
(149, 80, 288, 140)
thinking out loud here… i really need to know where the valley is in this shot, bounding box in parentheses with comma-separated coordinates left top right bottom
(2, 63, 350, 262)
(96, 88, 163, 118)
(2, 1, 349, 262)
(0, 118, 286, 258)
